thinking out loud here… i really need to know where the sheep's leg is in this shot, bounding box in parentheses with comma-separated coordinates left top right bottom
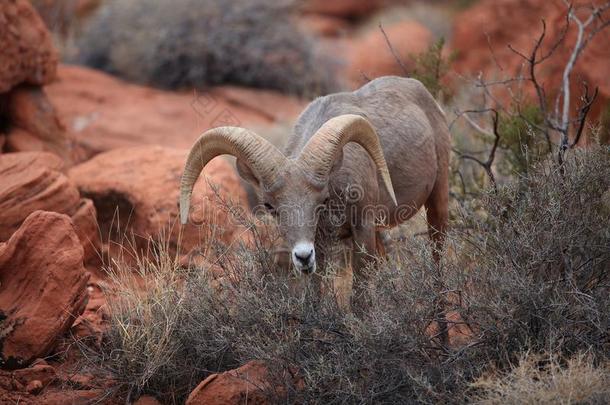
(424, 173, 449, 346)
(350, 222, 377, 309)
(424, 175, 448, 263)
(329, 241, 353, 312)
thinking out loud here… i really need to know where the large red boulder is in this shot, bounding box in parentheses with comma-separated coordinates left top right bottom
(302, 0, 386, 18)
(0, 0, 58, 93)
(4, 85, 71, 161)
(68, 146, 249, 257)
(344, 21, 433, 88)
(0, 151, 100, 263)
(45, 65, 305, 163)
(186, 361, 274, 405)
(7, 86, 62, 140)
(453, 0, 610, 117)
(0, 211, 89, 369)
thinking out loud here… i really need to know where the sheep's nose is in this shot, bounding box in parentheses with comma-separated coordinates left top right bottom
(294, 249, 313, 264)
(292, 241, 315, 272)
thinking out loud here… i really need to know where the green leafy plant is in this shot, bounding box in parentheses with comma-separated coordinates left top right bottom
(411, 37, 455, 102)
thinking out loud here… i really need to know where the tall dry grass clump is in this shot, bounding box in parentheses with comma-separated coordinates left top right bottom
(472, 353, 610, 404)
(80, 146, 610, 404)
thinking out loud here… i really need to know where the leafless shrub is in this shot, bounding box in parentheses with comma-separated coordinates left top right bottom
(452, 2, 610, 186)
(79, 146, 609, 403)
(447, 146, 610, 368)
(74, 0, 334, 95)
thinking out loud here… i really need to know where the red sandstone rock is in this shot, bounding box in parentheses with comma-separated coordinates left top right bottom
(71, 198, 101, 265)
(134, 395, 163, 405)
(0, 151, 100, 263)
(0, 211, 89, 369)
(344, 21, 433, 88)
(70, 279, 108, 345)
(0, 0, 58, 93)
(299, 14, 350, 37)
(186, 361, 274, 405)
(302, 0, 386, 18)
(25, 380, 43, 394)
(5, 85, 71, 161)
(68, 145, 249, 256)
(46, 65, 305, 163)
(452, 0, 610, 117)
(0, 151, 78, 239)
(13, 363, 57, 388)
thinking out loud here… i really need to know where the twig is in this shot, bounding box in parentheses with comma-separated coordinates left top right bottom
(379, 23, 410, 76)
(571, 83, 598, 148)
(453, 109, 501, 191)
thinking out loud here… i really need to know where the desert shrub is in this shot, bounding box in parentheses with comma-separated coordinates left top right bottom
(471, 353, 610, 404)
(89, 234, 460, 403)
(410, 37, 455, 102)
(449, 146, 610, 366)
(495, 104, 548, 175)
(74, 0, 334, 95)
(83, 146, 610, 403)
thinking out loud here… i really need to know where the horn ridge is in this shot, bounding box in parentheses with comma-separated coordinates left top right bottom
(180, 127, 285, 224)
(297, 114, 397, 206)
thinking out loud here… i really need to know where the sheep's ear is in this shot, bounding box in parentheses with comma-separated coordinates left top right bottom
(236, 158, 260, 186)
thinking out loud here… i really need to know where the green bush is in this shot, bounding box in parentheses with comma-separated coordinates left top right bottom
(410, 37, 455, 102)
(496, 104, 548, 175)
(75, 0, 334, 95)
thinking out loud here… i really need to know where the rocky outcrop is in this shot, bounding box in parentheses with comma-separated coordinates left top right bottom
(46, 65, 306, 163)
(4, 85, 71, 160)
(0, 0, 72, 162)
(302, 0, 386, 18)
(133, 395, 163, 405)
(344, 21, 433, 88)
(453, 0, 610, 117)
(186, 361, 274, 405)
(299, 14, 349, 37)
(0, 151, 100, 263)
(0, 211, 89, 369)
(0, 0, 58, 93)
(68, 145, 249, 256)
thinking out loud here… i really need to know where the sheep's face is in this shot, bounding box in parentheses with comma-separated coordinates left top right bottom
(256, 164, 330, 274)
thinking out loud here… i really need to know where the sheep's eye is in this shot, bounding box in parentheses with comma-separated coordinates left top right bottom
(323, 197, 330, 205)
(264, 202, 275, 211)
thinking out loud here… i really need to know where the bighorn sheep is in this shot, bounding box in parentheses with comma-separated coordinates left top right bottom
(180, 76, 449, 290)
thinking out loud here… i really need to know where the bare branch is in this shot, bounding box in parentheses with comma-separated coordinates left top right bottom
(453, 109, 501, 191)
(379, 23, 409, 77)
(571, 83, 598, 148)
(485, 32, 504, 71)
(558, 1, 609, 165)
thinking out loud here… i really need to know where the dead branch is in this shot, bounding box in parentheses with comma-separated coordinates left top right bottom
(570, 82, 598, 148)
(379, 23, 410, 77)
(453, 109, 501, 191)
(558, 1, 610, 164)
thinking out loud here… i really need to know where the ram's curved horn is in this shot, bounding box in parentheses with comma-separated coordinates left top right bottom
(180, 127, 286, 224)
(297, 114, 397, 205)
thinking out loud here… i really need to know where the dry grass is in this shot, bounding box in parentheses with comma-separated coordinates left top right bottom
(472, 353, 610, 404)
